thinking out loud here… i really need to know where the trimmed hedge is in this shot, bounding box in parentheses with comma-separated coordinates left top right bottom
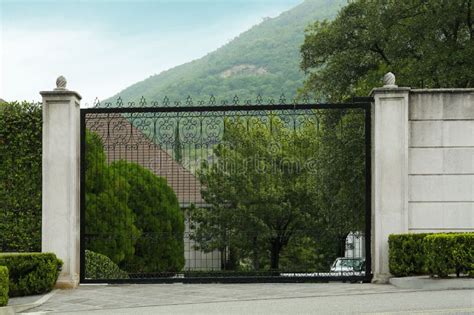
(388, 233, 429, 277)
(85, 250, 129, 280)
(0, 266, 8, 306)
(0, 101, 42, 252)
(424, 233, 474, 278)
(0, 253, 62, 297)
(389, 233, 474, 278)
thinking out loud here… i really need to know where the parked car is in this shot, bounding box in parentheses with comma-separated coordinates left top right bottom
(330, 257, 365, 275)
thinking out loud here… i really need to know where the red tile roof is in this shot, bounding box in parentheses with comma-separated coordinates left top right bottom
(86, 114, 205, 206)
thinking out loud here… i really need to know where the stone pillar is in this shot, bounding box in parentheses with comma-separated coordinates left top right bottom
(40, 76, 81, 288)
(370, 73, 410, 283)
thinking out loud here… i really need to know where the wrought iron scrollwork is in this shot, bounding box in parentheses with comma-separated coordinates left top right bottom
(81, 95, 370, 283)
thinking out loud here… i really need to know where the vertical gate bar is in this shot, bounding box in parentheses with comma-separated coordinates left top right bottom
(79, 110, 86, 283)
(364, 103, 372, 282)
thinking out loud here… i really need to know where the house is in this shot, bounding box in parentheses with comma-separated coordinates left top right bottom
(344, 231, 365, 259)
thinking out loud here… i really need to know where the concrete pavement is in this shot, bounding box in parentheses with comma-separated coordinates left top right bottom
(23, 283, 474, 314)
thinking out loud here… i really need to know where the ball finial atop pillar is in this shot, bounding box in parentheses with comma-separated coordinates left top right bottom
(383, 72, 397, 88)
(55, 76, 67, 90)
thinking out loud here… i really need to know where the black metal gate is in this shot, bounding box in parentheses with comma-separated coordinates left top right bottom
(80, 96, 372, 283)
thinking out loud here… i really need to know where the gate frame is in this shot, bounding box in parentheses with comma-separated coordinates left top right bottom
(79, 99, 372, 284)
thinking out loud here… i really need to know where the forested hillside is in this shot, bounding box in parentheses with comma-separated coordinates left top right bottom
(107, 0, 345, 103)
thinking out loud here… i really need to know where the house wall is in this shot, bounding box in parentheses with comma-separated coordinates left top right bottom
(184, 215, 221, 271)
(344, 232, 365, 259)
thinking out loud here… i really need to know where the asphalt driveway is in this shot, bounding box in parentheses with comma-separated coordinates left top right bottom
(23, 283, 474, 314)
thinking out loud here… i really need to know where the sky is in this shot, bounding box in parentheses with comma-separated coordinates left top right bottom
(0, 0, 303, 106)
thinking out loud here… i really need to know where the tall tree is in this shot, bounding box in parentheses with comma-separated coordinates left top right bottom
(307, 110, 367, 264)
(298, 1, 472, 265)
(301, 0, 473, 101)
(174, 122, 182, 163)
(193, 116, 316, 270)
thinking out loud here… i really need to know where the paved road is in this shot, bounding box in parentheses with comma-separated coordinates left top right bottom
(24, 283, 474, 314)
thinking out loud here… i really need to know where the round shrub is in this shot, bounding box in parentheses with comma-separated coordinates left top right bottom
(85, 250, 129, 280)
(85, 131, 140, 264)
(110, 161, 185, 273)
(0, 253, 62, 297)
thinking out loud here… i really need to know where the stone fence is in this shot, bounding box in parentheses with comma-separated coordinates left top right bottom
(40, 75, 473, 286)
(371, 80, 473, 282)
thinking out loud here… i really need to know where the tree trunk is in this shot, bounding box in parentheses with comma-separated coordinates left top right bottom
(228, 246, 238, 270)
(270, 240, 282, 270)
(336, 234, 347, 258)
(252, 236, 260, 270)
(252, 250, 260, 271)
(220, 246, 227, 270)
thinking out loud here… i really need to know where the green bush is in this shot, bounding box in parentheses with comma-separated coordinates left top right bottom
(0, 266, 8, 306)
(85, 250, 129, 280)
(388, 233, 430, 277)
(84, 131, 140, 264)
(110, 161, 185, 273)
(0, 102, 42, 252)
(424, 233, 474, 278)
(0, 253, 62, 297)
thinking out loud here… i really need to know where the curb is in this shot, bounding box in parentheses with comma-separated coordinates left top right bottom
(0, 290, 57, 314)
(390, 276, 474, 290)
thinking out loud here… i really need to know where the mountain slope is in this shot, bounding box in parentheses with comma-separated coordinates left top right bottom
(108, 0, 345, 104)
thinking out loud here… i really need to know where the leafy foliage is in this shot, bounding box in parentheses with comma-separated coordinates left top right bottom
(0, 102, 42, 252)
(301, 0, 474, 101)
(424, 233, 474, 278)
(0, 253, 62, 297)
(194, 117, 313, 270)
(389, 233, 429, 277)
(109, 161, 185, 273)
(84, 131, 184, 273)
(85, 131, 140, 264)
(192, 114, 364, 271)
(84, 250, 129, 280)
(306, 110, 366, 265)
(106, 0, 345, 103)
(279, 236, 327, 272)
(0, 266, 8, 306)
